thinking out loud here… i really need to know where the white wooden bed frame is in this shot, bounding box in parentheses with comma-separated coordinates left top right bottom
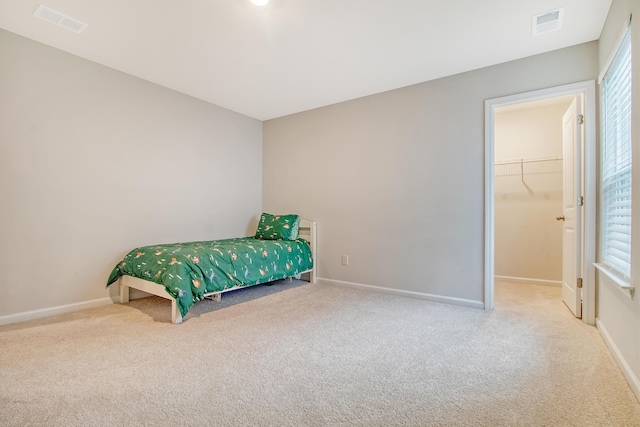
(119, 219, 317, 324)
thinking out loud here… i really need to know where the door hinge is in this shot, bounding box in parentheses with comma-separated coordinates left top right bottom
(578, 114, 584, 125)
(577, 277, 583, 289)
(579, 196, 584, 206)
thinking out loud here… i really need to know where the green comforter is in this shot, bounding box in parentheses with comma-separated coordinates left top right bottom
(107, 237, 313, 317)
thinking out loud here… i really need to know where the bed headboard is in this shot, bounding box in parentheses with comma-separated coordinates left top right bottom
(299, 218, 317, 283)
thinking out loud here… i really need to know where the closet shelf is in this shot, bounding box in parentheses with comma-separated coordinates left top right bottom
(494, 155, 562, 166)
(494, 155, 563, 182)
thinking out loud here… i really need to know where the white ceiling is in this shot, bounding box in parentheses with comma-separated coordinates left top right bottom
(0, 0, 611, 120)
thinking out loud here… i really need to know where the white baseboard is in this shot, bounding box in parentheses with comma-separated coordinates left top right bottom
(596, 318, 640, 403)
(317, 278, 484, 309)
(0, 297, 113, 326)
(495, 275, 562, 287)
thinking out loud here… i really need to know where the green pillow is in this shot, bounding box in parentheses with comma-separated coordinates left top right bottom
(255, 213, 300, 240)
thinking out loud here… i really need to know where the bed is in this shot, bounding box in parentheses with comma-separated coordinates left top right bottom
(107, 216, 316, 323)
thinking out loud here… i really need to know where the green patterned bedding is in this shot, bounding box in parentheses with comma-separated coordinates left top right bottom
(107, 237, 313, 317)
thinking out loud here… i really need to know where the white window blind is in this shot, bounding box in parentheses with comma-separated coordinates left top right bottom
(602, 27, 632, 278)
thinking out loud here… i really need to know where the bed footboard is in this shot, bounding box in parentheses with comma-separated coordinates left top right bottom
(120, 276, 183, 324)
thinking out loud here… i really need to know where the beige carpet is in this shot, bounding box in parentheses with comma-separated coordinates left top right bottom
(1, 280, 639, 426)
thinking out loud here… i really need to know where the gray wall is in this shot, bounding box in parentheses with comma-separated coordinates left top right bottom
(263, 42, 597, 305)
(0, 29, 262, 317)
(595, 0, 640, 395)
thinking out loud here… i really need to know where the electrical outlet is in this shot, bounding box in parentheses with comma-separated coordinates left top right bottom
(341, 255, 349, 266)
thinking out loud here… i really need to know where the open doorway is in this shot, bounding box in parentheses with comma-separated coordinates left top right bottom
(493, 96, 573, 284)
(484, 81, 597, 325)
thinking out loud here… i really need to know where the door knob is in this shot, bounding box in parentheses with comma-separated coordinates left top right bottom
(556, 216, 565, 221)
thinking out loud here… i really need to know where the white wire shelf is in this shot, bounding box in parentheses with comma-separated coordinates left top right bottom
(494, 155, 563, 182)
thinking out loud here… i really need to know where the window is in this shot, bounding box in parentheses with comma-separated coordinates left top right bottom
(601, 27, 632, 278)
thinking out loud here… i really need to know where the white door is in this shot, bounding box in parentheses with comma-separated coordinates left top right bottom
(561, 97, 583, 317)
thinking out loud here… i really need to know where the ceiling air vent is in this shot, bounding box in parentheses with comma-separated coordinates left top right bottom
(532, 8, 564, 36)
(34, 5, 88, 34)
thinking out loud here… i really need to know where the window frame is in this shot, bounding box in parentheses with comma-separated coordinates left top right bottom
(599, 24, 633, 280)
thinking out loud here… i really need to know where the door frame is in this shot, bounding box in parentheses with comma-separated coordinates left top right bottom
(484, 80, 597, 325)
